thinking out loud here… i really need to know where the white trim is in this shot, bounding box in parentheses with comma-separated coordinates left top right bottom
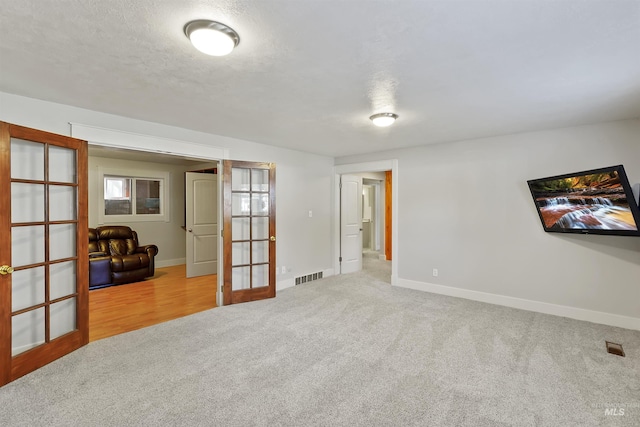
(70, 122, 230, 160)
(155, 258, 186, 268)
(396, 278, 640, 331)
(322, 268, 335, 278)
(277, 278, 296, 291)
(333, 160, 398, 285)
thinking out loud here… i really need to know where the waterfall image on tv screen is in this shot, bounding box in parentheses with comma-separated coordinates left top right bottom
(527, 165, 640, 236)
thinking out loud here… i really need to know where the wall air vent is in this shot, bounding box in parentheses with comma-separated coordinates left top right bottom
(295, 271, 323, 285)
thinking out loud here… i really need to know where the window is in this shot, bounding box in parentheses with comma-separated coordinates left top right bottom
(99, 168, 170, 223)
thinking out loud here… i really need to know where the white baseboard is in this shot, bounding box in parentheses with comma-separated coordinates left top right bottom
(378, 254, 387, 261)
(322, 268, 335, 278)
(155, 258, 186, 268)
(396, 278, 640, 331)
(277, 278, 295, 291)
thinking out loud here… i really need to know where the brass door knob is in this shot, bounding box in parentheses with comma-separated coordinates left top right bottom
(270, 236, 276, 242)
(0, 265, 14, 275)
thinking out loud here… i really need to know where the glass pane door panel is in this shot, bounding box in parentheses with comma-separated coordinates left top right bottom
(232, 267, 250, 290)
(232, 217, 250, 240)
(49, 186, 76, 221)
(50, 298, 76, 340)
(252, 217, 269, 240)
(11, 183, 45, 223)
(10, 138, 44, 181)
(252, 241, 269, 264)
(12, 225, 45, 267)
(11, 267, 45, 312)
(251, 169, 269, 192)
(232, 242, 250, 266)
(48, 146, 76, 183)
(12, 308, 45, 356)
(232, 193, 250, 216)
(231, 168, 250, 191)
(50, 224, 76, 260)
(50, 261, 76, 300)
(252, 264, 269, 288)
(251, 194, 269, 215)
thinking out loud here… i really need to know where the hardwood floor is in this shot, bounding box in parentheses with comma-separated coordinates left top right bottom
(89, 265, 217, 342)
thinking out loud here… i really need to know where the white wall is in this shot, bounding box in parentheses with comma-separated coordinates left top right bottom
(337, 119, 640, 328)
(0, 92, 335, 286)
(88, 155, 192, 267)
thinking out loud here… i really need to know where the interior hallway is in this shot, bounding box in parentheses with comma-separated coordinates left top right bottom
(362, 250, 391, 284)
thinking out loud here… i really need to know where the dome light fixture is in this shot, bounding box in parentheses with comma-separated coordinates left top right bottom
(184, 20, 240, 56)
(369, 112, 398, 127)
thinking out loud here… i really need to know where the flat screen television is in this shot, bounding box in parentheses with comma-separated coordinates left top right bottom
(527, 165, 640, 236)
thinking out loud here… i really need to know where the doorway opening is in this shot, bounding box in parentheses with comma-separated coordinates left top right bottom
(334, 160, 398, 285)
(361, 175, 391, 283)
(87, 144, 221, 340)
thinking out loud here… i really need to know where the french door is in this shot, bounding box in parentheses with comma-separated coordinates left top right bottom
(0, 122, 88, 386)
(223, 161, 276, 305)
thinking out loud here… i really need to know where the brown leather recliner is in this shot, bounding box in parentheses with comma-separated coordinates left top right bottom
(89, 226, 159, 286)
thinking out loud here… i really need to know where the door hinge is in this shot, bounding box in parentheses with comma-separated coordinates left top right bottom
(221, 229, 223, 237)
(221, 285, 224, 292)
(339, 257, 342, 262)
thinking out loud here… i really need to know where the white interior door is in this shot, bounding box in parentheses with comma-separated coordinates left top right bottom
(340, 174, 362, 274)
(186, 172, 218, 278)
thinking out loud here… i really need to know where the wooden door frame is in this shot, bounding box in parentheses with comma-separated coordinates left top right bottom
(385, 171, 392, 261)
(222, 160, 276, 305)
(333, 160, 399, 285)
(0, 122, 88, 386)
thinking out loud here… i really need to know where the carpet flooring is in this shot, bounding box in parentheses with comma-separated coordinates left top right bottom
(1, 258, 639, 426)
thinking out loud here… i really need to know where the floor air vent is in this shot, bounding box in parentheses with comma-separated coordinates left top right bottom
(295, 271, 323, 285)
(605, 341, 625, 357)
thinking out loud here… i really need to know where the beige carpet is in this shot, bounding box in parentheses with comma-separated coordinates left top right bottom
(1, 262, 638, 426)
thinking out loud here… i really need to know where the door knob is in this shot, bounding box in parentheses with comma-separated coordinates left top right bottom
(270, 236, 276, 242)
(188, 229, 193, 232)
(0, 265, 14, 275)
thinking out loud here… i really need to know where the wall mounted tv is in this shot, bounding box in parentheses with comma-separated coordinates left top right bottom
(527, 165, 640, 236)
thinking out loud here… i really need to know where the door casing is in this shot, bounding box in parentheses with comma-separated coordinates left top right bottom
(334, 160, 399, 285)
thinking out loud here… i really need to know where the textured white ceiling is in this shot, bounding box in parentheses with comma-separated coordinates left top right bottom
(1, 0, 639, 157)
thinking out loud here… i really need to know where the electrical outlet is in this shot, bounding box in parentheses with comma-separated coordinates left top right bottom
(432, 268, 438, 277)
(281, 266, 286, 275)
(308, 210, 313, 218)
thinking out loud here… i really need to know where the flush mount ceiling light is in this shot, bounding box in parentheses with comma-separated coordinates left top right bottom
(184, 20, 240, 56)
(369, 112, 398, 127)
